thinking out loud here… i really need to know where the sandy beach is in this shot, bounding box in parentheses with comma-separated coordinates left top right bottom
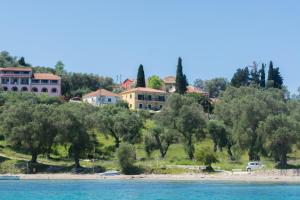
(11, 170, 300, 183)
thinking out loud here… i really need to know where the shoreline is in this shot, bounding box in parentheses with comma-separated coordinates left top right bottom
(5, 172, 300, 183)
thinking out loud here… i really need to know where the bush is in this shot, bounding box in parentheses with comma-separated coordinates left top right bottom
(195, 147, 219, 171)
(117, 143, 137, 174)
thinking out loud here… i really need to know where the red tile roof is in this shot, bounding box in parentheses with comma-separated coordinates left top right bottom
(0, 67, 32, 72)
(33, 73, 61, 80)
(187, 86, 208, 95)
(83, 89, 119, 98)
(120, 87, 166, 94)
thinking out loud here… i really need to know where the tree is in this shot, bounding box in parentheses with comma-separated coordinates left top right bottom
(0, 103, 56, 163)
(259, 64, 266, 87)
(156, 94, 206, 159)
(0, 51, 18, 67)
(144, 125, 178, 158)
(195, 147, 219, 171)
(258, 115, 298, 168)
(267, 61, 274, 87)
(204, 78, 228, 98)
(175, 57, 188, 94)
(214, 86, 287, 161)
(207, 120, 228, 152)
(117, 143, 136, 174)
(231, 67, 250, 87)
(136, 64, 146, 87)
(54, 61, 66, 76)
(186, 93, 213, 114)
(18, 57, 31, 66)
(148, 75, 163, 89)
(94, 106, 143, 148)
(250, 62, 260, 85)
(56, 103, 96, 168)
(193, 79, 205, 89)
(273, 67, 283, 89)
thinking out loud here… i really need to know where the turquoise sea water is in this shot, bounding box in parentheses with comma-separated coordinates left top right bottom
(0, 180, 300, 200)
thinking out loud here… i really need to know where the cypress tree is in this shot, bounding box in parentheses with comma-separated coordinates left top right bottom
(267, 61, 274, 88)
(259, 64, 266, 87)
(175, 57, 188, 94)
(231, 67, 250, 87)
(136, 64, 146, 87)
(273, 67, 283, 89)
(250, 62, 260, 85)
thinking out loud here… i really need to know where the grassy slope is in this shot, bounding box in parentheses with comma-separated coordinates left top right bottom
(0, 132, 299, 174)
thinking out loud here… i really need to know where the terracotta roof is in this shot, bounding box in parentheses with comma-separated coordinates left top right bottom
(187, 86, 208, 95)
(83, 89, 119, 98)
(122, 78, 135, 83)
(33, 73, 61, 80)
(164, 76, 176, 84)
(120, 87, 166, 94)
(0, 67, 32, 72)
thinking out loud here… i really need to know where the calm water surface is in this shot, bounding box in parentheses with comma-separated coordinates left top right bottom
(0, 180, 299, 200)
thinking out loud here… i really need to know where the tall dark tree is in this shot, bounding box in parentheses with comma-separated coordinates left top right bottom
(175, 57, 188, 94)
(231, 67, 250, 87)
(273, 67, 283, 89)
(18, 57, 31, 67)
(136, 64, 146, 87)
(250, 62, 260, 85)
(267, 61, 274, 88)
(259, 64, 266, 87)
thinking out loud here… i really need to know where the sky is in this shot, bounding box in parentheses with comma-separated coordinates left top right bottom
(1, 0, 299, 93)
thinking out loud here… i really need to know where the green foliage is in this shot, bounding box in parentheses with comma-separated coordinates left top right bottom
(231, 67, 250, 87)
(185, 93, 213, 113)
(207, 120, 229, 152)
(54, 60, 66, 76)
(18, 57, 31, 67)
(117, 143, 137, 174)
(148, 75, 163, 89)
(250, 62, 260, 85)
(194, 78, 228, 98)
(0, 51, 18, 67)
(195, 147, 219, 171)
(259, 63, 266, 87)
(267, 61, 283, 89)
(93, 105, 143, 148)
(175, 57, 188, 94)
(215, 86, 287, 161)
(136, 64, 146, 87)
(156, 94, 206, 159)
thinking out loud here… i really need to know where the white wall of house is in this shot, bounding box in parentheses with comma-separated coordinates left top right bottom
(83, 95, 119, 106)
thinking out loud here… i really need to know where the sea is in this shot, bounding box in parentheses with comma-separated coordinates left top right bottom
(0, 180, 299, 200)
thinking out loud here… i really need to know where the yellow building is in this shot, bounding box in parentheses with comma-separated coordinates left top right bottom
(120, 87, 167, 110)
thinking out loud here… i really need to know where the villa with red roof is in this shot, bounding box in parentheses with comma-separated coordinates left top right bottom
(0, 67, 61, 96)
(82, 89, 120, 106)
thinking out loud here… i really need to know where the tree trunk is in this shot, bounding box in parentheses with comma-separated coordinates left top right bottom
(74, 152, 81, 168)
(227, 145, 234, 161)
(31, 152, 38, 163)
(279, 152, 288, 168)
(186, 137, 194, 160)
(213, 143, 217, 152)
(114, 137, 120, 148)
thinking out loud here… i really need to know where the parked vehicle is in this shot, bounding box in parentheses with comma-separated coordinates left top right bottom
(246, 162, 264, 171)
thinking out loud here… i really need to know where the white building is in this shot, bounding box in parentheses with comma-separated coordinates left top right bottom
(82, 89, 119, 106)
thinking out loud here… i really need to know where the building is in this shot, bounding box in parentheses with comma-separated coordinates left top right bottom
(187, 86, 209, 96)
(163, 76, 176, 92)
(120, 87, 167, 110)
(82, 89, 120, 106)
(121, 79, 135, 90)
(0, 67, 61, 96)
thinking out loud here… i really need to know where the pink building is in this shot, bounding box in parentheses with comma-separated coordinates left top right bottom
(0, 67, 61, 96)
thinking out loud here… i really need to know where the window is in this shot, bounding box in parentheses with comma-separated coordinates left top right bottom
(147, 95, 152, 101)
(21, 87, 28, 92)
(31, 79, 40, 84)
(3, 87, 8, 91)
(41, 88, 48, 93)
(50, 80, 58, 84)
(10, 78, 18, 85)
(130, 94, 132, 99)
(158, 96, 165, 101)
(20, 78, 29, 85)
(31, 87, 38, 92)
(1, 78, 9, 84)
(139, 104, 143, 109)
(147, 104, 152, 109)
(51, 88, 57, 93)
(160, 105, 163, 109)
(41, 80, 49, 84)
(129, 104, 132, 108)
(108, 98, 112, 102)
(138, 94, 144, 100)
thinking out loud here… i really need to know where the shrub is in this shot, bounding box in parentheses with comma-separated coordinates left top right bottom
(195, 147, 219, 171)
(117, 143, 137, 174)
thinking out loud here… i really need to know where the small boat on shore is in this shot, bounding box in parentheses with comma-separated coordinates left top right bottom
(0, 175, 20, 180)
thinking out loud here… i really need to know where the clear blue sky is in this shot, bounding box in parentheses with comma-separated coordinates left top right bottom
(1, 0, 299, 93)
